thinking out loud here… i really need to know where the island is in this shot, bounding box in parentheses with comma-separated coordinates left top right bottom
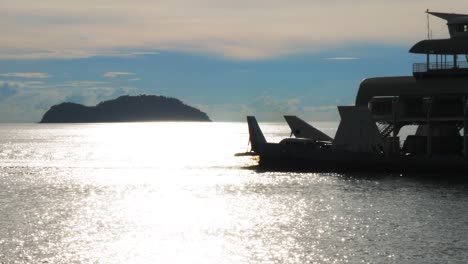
(40, 95, 211, 123)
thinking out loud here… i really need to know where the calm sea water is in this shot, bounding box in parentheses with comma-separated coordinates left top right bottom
(0, 122, 468, 263)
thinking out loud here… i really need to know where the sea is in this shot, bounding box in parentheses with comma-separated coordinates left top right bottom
(0, 122, 467, 263)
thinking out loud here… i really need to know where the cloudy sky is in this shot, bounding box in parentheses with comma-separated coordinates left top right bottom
(0, 0, 465, 122)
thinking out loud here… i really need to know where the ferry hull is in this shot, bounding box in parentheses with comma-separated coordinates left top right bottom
(256, 143, 468, 173)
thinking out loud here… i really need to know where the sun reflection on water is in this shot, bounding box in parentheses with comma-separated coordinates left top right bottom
(0, 122, 467, 263)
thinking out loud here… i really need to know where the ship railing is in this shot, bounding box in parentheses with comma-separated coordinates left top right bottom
(413, 61, 468, 73)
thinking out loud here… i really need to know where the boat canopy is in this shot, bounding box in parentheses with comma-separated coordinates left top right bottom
(427, 11, 468, 25)
(410, 38, 468, 54)
(355, 76, 468, 107)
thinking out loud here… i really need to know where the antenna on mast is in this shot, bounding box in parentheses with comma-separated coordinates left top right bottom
(426, 9, 431, 40)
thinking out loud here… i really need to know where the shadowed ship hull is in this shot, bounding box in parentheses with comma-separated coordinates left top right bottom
(256, 142, 468, 173)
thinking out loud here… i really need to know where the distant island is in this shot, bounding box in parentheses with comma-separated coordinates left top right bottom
(40, 95, 211, 123)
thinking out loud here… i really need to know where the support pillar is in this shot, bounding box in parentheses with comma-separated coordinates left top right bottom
(426, 53, 430, 71)
(392, 97, 399, 154)
(464, 96, 467, 158)
(427, 97, 433, 158)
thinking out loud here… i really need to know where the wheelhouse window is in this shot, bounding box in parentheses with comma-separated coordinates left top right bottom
(455, 24, 467, 32)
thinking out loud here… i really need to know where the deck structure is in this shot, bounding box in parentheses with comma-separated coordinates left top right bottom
(357, 11, 468, 158)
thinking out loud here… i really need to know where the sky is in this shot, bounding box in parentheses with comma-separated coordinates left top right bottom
(0, 0, 466, 122)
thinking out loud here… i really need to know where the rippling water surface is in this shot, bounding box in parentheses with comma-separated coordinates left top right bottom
(0, 122, 468, 263)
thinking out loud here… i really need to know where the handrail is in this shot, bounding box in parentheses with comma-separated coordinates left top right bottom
(413, 62, 468, 73)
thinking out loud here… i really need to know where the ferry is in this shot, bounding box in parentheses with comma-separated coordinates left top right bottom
(242, 11, 468, 173)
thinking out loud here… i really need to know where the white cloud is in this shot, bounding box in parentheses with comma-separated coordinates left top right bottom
(129, 51, 159, 56)
(303, 105, 337, 112)
(65, 80, 108, 87)
(103, 72, 136, 78)
(195, 95, 342, 121)
(195, 98, 343, 122)
(324, 57, 359, 60)
(194, 103, 247, 121)
(0, 79, 138, 122)
(0, 0, 464, 60)
(0, 72, 49, 78)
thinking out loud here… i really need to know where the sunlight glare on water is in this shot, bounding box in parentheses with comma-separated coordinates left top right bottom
(0, 122, 467, 263)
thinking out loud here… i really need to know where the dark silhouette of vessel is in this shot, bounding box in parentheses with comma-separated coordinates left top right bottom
(242, 11, 468, 173)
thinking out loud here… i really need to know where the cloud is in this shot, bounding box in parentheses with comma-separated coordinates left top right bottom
(129, 51, 159, 56)
(0, 79, 138, 122)
(103, 72, 136, 78)
(195, 95, 343, 121)
(0, 0, 464, 60)
(324, 57, 359, 60)
(0, 72, 49, 78)
(0, 49, 159, 60)
(302, 105, 337, 112)
(64, 80, 108, 87)
(0, 82, 18, 97)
